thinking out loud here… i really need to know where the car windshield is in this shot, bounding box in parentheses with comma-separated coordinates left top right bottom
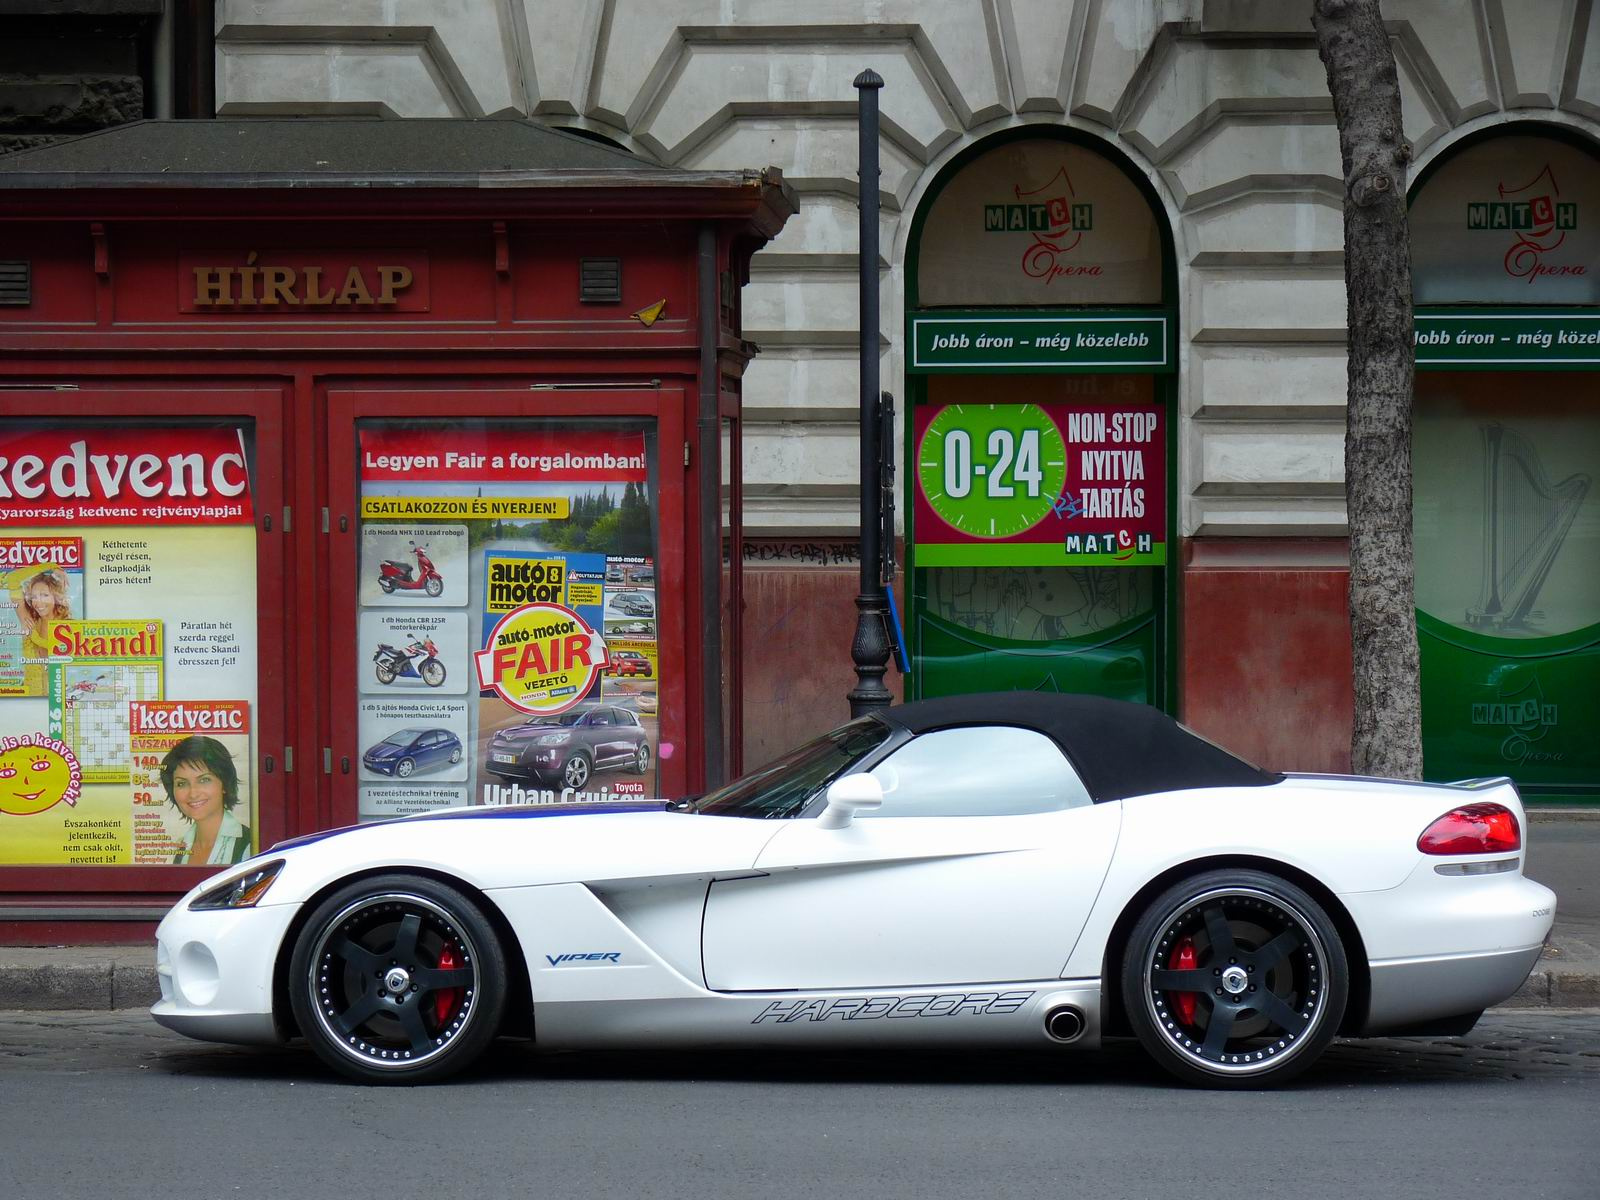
(692, 718, 892, 819)
(382, 729, 424, 745)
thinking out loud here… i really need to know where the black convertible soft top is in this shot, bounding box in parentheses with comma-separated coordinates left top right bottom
(873, 692, 1281, 803)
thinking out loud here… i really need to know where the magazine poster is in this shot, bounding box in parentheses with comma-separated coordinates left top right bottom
(0, 426, 259, 865)
(129, 700, 252, 866)
(358, 426, 660, 816)
(0, 537, 85, 697)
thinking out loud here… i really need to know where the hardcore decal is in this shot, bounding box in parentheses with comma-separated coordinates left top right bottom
(751, 990, 1035, 1024)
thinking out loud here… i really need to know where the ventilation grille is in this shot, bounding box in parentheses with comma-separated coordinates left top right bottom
(0, 261, 29, 306)
(580, 257, 621, 303)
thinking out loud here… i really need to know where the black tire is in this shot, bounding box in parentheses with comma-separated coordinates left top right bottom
(424, 576, 444, 597)
(420, 659, 446, 687)
(287, 874, 508, 1084)
(632, 743, 651, 776)
(561, 751, 592, 790)
(449, 746, 463, 765)
(395, 757, 415, 779)
(377, 578, 395, 594)
(375, 662, 397, 685)
(1121, 868, 1347, 1088)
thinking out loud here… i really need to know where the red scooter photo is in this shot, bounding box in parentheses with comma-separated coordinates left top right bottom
(376, 542, 445, 598)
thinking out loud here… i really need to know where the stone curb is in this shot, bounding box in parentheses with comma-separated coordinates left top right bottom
(0, 950, 157, 1011)
(1, 951, 1596, 1013)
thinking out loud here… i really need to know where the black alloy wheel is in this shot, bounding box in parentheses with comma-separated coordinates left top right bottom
(1121, 868, 1347, 1088)
(288, 875, 507, 1084)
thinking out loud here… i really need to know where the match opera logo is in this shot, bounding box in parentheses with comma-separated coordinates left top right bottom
(983, 167, 1101, 285)
(1467, 165, 1587, 284)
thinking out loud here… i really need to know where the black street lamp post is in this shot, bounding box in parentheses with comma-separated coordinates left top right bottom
(848, 68, 892, 718)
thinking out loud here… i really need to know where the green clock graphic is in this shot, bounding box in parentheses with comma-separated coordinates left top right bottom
(918, 404, 1068, 538)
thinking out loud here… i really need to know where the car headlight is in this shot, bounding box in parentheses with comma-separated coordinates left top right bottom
(534, 733, 571, 746)
(188, 859, 285, 911)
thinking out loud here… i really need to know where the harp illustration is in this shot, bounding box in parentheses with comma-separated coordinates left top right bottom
(1467, 423, 1591, 631)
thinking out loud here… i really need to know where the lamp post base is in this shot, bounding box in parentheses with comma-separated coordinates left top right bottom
(848, 591, 893, 717)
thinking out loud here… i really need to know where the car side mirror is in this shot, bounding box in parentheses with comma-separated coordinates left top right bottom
(817, 774, 883, 829)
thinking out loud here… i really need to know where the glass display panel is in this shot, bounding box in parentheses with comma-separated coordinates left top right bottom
(913, 373, 1158, 703)
(0, 419, 259, 866)
(1414, 373, 1599, 791)
(1412, 134, 1600, 304)
(917, 138, 1162, 308)
(356, 419, 660, 818)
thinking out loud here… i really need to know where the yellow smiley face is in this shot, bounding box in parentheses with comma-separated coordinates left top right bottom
(0, 743, 80, 817)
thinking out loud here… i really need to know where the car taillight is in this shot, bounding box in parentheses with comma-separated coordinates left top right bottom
(1417, 803, 1521, 855)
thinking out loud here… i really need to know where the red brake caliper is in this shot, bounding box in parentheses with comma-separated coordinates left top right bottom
(1168, 936, 1198, 1026)
(433, 941, 462, 1025)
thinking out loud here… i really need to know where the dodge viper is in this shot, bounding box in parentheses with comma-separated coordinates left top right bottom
(152, 693, 1555, 1087)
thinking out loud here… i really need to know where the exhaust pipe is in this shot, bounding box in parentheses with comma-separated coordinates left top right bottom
(1044, 1005, 1086, 1044)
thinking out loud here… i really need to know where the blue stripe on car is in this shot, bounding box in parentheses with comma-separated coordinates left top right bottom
(268, 801, 670, 853)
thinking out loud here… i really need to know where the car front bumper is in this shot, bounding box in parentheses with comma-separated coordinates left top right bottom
(150, 899, 301, 1046)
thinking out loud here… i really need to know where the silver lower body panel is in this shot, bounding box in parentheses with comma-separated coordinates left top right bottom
(151, 1006, 284, 1046)
(533, 980, 1103, 1050)
(1362, 944, 1543, 1034)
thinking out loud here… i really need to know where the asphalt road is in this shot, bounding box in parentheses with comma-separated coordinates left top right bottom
(2, 1011, 1597, 1200)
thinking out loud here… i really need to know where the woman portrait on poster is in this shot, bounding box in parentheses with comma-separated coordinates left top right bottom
(160, 735, 251, 866)
(11, 568, 71, 694)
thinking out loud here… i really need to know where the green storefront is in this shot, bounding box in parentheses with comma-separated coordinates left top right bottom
(1411, 127, 1600, 802)
(903, 132, 1177, 708)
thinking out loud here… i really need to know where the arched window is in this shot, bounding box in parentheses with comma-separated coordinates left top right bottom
(1410, 127, 1600, 799)
(915, 138, 1164, 308)
(905, 132, 1174, 710)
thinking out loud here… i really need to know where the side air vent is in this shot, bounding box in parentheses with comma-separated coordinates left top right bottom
(0, 261, 29, 306)
(580, 257, 622, 303)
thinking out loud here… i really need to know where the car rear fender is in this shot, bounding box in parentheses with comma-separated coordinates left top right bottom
(1064, 776, 1527, 980)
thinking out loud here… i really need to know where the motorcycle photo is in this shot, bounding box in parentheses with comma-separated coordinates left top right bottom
(376, 542, 445, 598)
(373, 631, 447, 688)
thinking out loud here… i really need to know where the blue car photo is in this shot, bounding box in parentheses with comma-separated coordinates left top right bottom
(362, 727, 463, 778)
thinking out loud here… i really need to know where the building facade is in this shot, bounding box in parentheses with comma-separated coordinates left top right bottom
(4, 1, 1597, 811)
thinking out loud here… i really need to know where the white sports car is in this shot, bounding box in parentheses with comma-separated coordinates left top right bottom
(152, 693, 1556, 1087)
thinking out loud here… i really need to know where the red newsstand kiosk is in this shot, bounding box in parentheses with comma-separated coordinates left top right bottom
(0, 119, 794, 942)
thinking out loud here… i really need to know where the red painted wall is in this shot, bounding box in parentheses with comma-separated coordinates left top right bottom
(1180, 539, 1354, 774)
(739, 548, 907, 768)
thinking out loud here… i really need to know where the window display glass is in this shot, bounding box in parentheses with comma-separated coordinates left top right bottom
(355, 419, 660, 819)
(1414, 373, 1599, 790)
(916, 138, 1162, 308)
(912, 373, 1160, 703)
(1412, 133, 1600, 305)
(0, 420, 259, 865)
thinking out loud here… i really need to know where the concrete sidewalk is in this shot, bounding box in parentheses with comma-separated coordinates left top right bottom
(2, 811, 1595, 1012)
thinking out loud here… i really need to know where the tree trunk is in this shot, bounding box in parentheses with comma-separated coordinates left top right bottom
(1312, 0, 1423, 779)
